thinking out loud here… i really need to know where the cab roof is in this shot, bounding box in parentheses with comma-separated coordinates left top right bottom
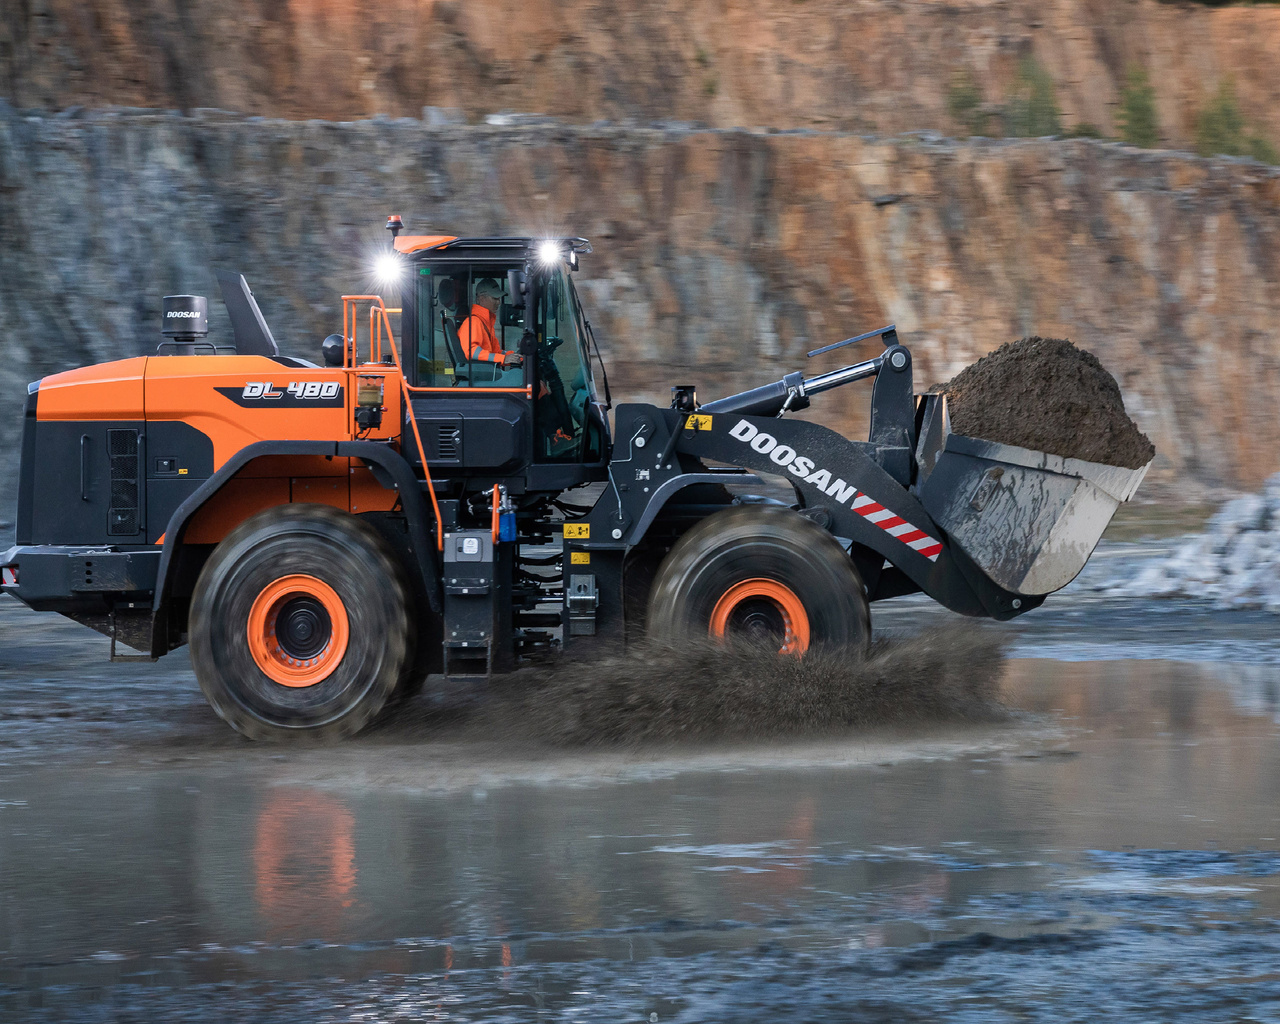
(393, 235, 592, 260)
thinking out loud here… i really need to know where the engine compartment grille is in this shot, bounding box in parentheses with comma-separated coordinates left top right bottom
(107, 428, 142, 536)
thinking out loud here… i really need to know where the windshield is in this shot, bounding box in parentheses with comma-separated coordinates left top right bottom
(534, 267, 597, 461)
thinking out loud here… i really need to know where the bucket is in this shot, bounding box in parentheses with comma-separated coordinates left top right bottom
(914, 395, 1150, 596)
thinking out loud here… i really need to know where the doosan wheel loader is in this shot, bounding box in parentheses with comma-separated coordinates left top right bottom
(1, 220, 1150, 739)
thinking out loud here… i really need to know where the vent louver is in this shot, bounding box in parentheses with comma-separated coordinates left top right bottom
(107, 429, 142, 536)
(437, 424, 461, 460)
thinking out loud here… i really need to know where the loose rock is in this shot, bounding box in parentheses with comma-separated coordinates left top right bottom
(1109, 473, 1280, 611)
(934, 336, 1155, 469)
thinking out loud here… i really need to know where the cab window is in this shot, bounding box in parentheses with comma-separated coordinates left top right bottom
(534, 267, 597, 461)
(414, 265, 524, 388)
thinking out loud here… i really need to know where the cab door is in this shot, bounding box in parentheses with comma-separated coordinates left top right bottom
(531, 266, 608, 467)
(406, 263, 532, 477)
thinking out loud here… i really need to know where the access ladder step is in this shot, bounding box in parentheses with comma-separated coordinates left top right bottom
(443, 641, 493, 680)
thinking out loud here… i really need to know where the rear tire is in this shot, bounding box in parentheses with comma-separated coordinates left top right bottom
(646, 505, 870, 653)
(189, 504, 410, 740)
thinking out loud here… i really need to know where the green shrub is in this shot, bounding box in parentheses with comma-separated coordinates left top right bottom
(1004, 57, 1062, 138)
(1195, 78, 1277, 164)
(1249, 134, 1280, 165)
(1066, 122, 1105, 139)
(1195, 79, 1246, 156)
(1117, 66, 1159, 148)
(947, 70, 990, 136)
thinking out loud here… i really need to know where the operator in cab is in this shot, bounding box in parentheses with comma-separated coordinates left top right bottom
(459, 279, 523, 370)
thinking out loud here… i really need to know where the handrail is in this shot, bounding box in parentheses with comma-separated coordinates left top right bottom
(341, 295, 444, 550)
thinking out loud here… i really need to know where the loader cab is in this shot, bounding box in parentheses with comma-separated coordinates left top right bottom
(400, 237, 609, 487)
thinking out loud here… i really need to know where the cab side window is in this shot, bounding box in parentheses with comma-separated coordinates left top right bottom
(416, 267, 523, 387)
(534, 268, 592, 460)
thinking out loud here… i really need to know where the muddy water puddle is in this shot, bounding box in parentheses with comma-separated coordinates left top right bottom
(3, 648, 1280, 1020)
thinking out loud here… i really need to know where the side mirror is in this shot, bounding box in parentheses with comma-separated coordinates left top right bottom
(507, 268, 526, 300)
(321, 334, 346, 367)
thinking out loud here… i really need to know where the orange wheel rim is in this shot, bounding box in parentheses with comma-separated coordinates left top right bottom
(709, 578, 810, 656)
(247, 574, 350, 687)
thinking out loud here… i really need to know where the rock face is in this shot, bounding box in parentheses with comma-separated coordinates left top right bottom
(7, 0, 1280, 150)
(2, 108, 1280, 529)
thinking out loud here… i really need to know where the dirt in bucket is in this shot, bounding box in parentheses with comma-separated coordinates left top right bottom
(933, 336, 1155, 469)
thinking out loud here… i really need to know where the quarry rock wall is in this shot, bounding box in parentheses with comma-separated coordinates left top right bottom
(7, 0, 1280, 151)
(2, 108, 1279, 524)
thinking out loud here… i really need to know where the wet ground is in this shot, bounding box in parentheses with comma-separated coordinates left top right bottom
(4, 532, 1280, 1021)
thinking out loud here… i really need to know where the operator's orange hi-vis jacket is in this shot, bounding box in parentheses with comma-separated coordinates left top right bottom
(458, 305, 503, 363)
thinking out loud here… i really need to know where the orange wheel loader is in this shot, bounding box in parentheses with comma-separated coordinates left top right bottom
(1, 220, 1150, 739)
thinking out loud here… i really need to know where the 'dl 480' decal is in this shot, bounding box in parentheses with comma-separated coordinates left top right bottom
(214, 381, 345, 408)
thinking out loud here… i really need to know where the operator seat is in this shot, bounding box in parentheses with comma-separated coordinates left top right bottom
(441, 311, 471, 383)
(436, 279, 470, 382)
(441, 281, 502, 385)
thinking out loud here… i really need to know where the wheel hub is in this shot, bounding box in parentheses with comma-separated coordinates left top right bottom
(727, 599, 789, 644)
(275, 595, 332, 660)
(247, 574, 350, 687)
(709, 578, 811, 656)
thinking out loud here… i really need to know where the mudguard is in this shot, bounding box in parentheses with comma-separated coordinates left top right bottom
(149, 440, 440, 656)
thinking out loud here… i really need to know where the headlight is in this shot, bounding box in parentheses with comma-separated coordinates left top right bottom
(373, 252, 404, 288)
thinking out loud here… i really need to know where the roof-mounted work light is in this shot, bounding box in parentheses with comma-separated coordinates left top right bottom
(373, 252, 405, 288)
(537, 239, 562, 266)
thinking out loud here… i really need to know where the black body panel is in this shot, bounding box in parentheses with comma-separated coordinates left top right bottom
(410, 395, 529, 474)
(24, 417, 215, 548)
(28, 420, 147, 545)
(15, 386, 37, 545)
(6, 547, 160, 605)
(144, 421, 215, 544)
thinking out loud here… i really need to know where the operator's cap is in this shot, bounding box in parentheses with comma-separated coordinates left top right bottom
(474, 278, 502, 299)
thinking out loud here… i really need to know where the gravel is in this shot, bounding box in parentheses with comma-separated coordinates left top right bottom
(1107, 474, 1280, 611)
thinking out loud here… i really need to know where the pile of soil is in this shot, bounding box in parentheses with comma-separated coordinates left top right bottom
(477, 627, 1008, 746)
(934, 337, 1155, 469)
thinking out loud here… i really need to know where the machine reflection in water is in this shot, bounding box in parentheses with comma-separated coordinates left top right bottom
(253, 788, 359, 939)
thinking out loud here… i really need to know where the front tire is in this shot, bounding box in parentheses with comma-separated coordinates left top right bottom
(646, 505, 870, 654)
(189, 504, 410, 740)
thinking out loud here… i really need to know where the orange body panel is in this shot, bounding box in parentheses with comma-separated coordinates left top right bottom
(350, 465, 399, 513)
(184, 477, 290, 544)
(234, 454, 349, 479)
(180, 461, 400, 545)
(37, 357, 146, 421)
(37, 312, 416, 550)
(393, 235, 458, 253)
(291, 476, 347, 509)
(145, 356, 353, 472)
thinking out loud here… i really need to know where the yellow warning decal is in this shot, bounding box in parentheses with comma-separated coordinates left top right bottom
(687, 414, 714, 431)
(570, 551, 591, 564)
(564, 523, 590, 539)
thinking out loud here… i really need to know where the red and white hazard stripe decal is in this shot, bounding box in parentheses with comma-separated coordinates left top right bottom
(850, 494, 943, 561)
